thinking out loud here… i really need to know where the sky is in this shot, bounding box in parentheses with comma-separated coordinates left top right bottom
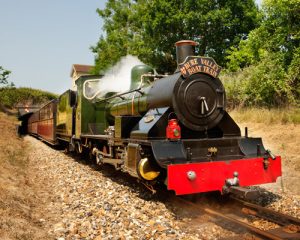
(0, 0, 262, 94)
(0, 0, 107, 94)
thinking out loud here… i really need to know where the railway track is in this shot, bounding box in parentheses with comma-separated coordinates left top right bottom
(174, 195, 300, 240)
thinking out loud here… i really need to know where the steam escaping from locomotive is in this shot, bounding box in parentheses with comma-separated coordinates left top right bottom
(93, 55, 145, 99)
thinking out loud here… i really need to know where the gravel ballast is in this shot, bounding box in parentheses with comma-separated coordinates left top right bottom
(25, 136, 300, 240)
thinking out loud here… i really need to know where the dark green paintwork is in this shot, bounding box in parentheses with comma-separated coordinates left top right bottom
(108, 65, 154, 117)
(75, 75, 107, 137)
(130, 65, 154, 90)
(74, 65, 155, 137)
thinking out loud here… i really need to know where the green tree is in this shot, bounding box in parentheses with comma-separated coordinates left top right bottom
(0, 66, 11, 86)
(226, 0, 300, 106)
(92, 0, 260, 73)
(92, 0, 135, 73)
(227, 0, 300, 70)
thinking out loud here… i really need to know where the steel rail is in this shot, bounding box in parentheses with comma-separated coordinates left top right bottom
(175, 197, 299, 240)
(231, 196, 300, 226)
(202, 206, 283, 240)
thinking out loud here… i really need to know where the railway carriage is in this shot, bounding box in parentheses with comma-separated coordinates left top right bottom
(26, 100, 57, 144)
(27, 111, 39, 135)
(37, 100, 57, 144)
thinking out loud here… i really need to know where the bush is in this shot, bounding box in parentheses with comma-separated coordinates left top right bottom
(222, 51, 297, 108)
(224, 0, 300, 108)
(287, 46, 300, 104)
(0, 87, 57, 109)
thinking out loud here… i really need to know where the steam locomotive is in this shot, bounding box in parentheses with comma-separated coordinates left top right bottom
(19, 40, 282, 196)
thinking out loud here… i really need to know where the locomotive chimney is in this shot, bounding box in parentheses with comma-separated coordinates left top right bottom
(175, 40, 198, 71)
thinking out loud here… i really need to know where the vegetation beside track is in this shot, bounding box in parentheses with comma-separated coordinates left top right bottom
(0, 112, 49, 239)
(0, 87, 57, 110)
(229, 108, 300, 124)
(0, 112, 30, 238)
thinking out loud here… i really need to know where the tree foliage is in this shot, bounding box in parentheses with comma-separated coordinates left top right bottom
(227, 0, 300, 71)
(0, 87, 57, 109)
(0, 66, 12, 86)
(226, 0, 300, 106)
(92, 0, 260, 73)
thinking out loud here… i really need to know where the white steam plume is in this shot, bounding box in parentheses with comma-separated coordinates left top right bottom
(96, 55, 145, 98)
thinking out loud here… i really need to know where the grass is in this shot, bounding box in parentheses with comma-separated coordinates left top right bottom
(0, 112, 34, 239)
(0, 112, 27, 168)
(229, 107, 300, 124)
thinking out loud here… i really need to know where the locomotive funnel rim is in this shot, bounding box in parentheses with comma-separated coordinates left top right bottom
(175, 40, 198, 47)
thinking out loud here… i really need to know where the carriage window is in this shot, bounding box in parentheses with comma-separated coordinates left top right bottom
(49, 105, 53, 118)
(40, 109, 44, 120)
(46, 106, 50, 119)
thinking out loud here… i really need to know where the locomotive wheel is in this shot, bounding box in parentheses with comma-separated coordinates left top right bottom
(96, 153, 103, 165)
(88, 148, 94, 161)
(75, 141, 83, 154)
